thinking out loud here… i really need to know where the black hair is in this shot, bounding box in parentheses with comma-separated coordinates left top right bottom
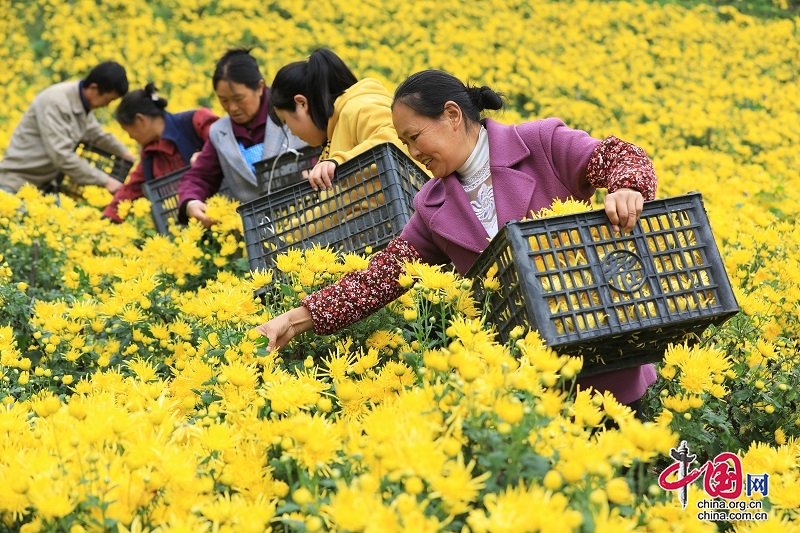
(392, 70, 504, 126)
(212, 48, 264, 91)
(115, 83, 169, 125)
(84, 61, 129, 96)
(269, 48, 358, 130)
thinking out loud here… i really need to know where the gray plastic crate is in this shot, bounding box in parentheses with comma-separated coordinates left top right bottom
(238, 142, 427, 272)
(254, 146, 322, 194)
(57, 142, 134, 198)
(467, 192, 739, 376)
(142, 167, 232, 234)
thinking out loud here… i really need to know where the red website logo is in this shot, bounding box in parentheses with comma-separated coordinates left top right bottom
(657, 441, 769, 511)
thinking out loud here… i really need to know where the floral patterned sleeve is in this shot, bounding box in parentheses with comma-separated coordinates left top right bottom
(301, 237, 421, 335)
(586, 136, 657, 200)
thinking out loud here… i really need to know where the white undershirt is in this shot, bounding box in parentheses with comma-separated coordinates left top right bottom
(456, 126, 497, 238)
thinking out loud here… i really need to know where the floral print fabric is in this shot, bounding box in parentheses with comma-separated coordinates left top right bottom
(587, 135, 657, 201)
(302, 237, 421, 335)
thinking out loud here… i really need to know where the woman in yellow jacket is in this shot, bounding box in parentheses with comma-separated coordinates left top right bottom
(269, 48, 409, 191)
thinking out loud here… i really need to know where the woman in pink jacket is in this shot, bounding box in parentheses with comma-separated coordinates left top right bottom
(256, 70, 658, 410)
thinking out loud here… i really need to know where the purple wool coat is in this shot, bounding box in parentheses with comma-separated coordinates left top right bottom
(400, 117, 657, 404)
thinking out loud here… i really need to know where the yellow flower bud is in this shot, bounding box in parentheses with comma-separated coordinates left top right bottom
(305, 516, 324, 533)
(606, 477, 632, 504)
(404, 476, 424, 495)
(317, 397, 333, 413)
(459, 361, 481, 382)
(543, 470, 562, 490)
(589, 489, 607, 506)
(292, 487, 314, 505)
(336, 380, 359, 402)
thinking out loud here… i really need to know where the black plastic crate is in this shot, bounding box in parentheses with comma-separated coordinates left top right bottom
(467, 192, 739, 377)
(238, 142, 428, 272)
(142, 167, 233, 234)
(142, 167, 186, 234)
(58, 142, 134, 198)
(254, 146, 322, 194)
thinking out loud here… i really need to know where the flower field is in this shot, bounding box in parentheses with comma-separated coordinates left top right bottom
(2, 0, 800, 531)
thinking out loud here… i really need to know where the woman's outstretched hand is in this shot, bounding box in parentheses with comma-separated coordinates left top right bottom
(604, 188, 644, 234)
(254, 306, 314, 351)
(186, 200, 215, 229)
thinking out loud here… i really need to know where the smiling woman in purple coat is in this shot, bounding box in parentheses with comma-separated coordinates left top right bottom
(256, 69, 659, 410)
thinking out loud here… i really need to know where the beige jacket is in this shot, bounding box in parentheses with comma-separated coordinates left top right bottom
(0, 80, 130, 192)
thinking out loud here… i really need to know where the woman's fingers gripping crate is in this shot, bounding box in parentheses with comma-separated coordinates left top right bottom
(58, 142, 134, 199)
(142, 167, 187, 235)
(238, 142, 428, 273)
(254, 146, 322, 194)
(466, 192, 740, 377)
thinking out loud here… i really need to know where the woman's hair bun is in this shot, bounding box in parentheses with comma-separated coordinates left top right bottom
(144, 82, 168, 109)
(466, 85, 504, 112)
(143, 82, 159, 95)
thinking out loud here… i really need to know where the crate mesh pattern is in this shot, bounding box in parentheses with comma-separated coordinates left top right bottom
(145, 146, 320, 234)
(467, 193, 739, 376)
(238, 142, 427, 273)
(58, 142, 134, 198)
(142, 167, 232, 235)
(142, 167, 186, 234)
(254, 146, 322, 194)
